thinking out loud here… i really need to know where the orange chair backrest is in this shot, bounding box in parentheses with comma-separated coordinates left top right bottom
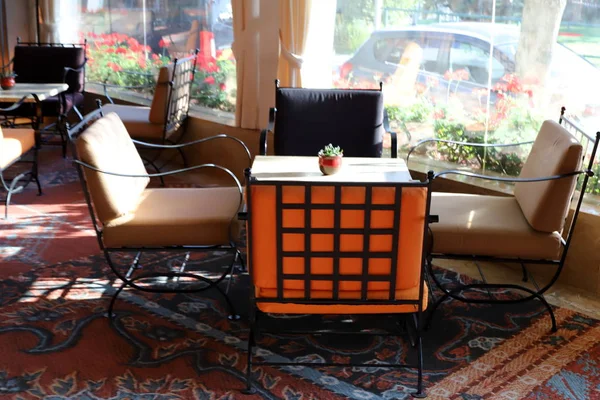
(248, 182, 428, 301)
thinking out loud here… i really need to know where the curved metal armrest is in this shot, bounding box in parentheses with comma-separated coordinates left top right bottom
(64, 58, 87, 74)
(0, 95, 29, 112)
(131, 134, 252, 165)
(73, 161, 244, 210)
(388, 131, 397, 158)
(434, 169, 590, 182)
(259, 107, 277, 156)
(407, 138, 535, 163)
(259, 129, 270, 156)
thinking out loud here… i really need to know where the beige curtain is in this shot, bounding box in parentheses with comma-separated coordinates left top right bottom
(33, 0, 80, 43)
(232, 0, 280, 129)
(36, 0, 60, 43)
(277, 0, 311, 87)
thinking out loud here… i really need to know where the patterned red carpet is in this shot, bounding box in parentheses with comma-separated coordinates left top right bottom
(1, 148, 600, 399)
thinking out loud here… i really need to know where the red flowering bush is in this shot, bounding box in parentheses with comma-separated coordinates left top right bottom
(83, 32, 170, 92)
(190, 49, 236, 112)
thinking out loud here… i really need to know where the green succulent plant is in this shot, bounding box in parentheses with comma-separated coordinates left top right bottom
(318, 143, 343, 157)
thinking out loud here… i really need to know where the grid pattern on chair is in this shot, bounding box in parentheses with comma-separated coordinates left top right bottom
(165, 53, 197, 136)
(248, 180, 430, 306)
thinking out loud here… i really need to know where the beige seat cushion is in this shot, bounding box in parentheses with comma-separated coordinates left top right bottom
(431, 193, 562, 260)
(1, 128, 35, 169)
(76, 112, 149, 224)
(101, 104, 164, 140)
(514, 120, 583, 233)
(102, 187, 242, 248)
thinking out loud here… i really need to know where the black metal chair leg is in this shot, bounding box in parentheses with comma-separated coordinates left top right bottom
(424, 292, 449, 331)
(33, 149, 42, 196)
(412, 333, 426, 398)
(142, 156, 165, 187)
(107, 280, 127, 320)
(520, 263, 529, 282)
(242, 326, 256, 395)
(535, 292, 557, 332)
(235, 248, 247, 273)
(176, 146, 188, 168)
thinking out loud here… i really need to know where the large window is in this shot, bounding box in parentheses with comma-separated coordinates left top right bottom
(326, 0, 600, 201)
(78, 0, 236, 115)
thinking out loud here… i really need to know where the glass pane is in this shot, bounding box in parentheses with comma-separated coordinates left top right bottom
(80, 0, 236, 114)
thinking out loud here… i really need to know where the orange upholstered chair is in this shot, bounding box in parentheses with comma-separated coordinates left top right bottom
(99, 51, 198, 169)
(1, 96, 42, 218)
(407, 108, 599, 334)
(243, 173, 434, 397)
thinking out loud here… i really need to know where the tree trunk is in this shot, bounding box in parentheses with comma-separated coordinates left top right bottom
(515, 0, 567, 88)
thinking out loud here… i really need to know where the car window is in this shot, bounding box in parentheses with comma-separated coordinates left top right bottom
(450, 40, 505, 84)
(373, 37, 414, 64)
(420, 37, 442, 74)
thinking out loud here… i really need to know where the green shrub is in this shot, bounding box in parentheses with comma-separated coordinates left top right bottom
(334, 18, 372, 54)
(386, 99, 433, 124)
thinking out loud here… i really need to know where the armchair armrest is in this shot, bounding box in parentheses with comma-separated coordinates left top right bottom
(259, 107, 277, 155)
(63, 58, 87, 81)
(406, 138, 535, 164)
(73, 161, 244, 210)
(131, 134, 252, 165)
(0, 95, 29, 112)
(434, 169, 589, 182)
(383, 108, 398, 159)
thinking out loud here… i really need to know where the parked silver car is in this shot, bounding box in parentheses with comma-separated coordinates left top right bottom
(340, 22, 600, 129)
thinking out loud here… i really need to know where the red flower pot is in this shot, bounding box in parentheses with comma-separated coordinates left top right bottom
(318, 155, 343, 175)
(1, 77, 15, 90)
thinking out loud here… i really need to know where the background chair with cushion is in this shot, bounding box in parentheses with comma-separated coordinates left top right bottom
(408, 108, 599, 332)
(259, 80, 399, 158)
(243, 171, 434, 397)
(101, 51, 199, 169)
(1, 96, 43, 219)
(0, 39, 87, 156)
(66, 107, 251, 319)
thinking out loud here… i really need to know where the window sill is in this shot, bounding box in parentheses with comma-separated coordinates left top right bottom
(85, 83, 237, 127)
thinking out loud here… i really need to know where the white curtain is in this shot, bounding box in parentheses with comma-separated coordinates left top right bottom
(300, 0, 336, 88)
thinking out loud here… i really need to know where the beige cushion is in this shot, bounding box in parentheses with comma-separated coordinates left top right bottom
(149, 64, 173, 124)
(76, 112, 149, 224)
(1, 128, 35, 169)
(101, 104, 164, 140)
(431, 193, 562, 260)
(514, 120, 583, 233)
(102, 187, 242, 247)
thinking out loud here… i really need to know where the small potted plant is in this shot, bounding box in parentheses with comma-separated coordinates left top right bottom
(0, 71, 16, 90)
(318, 143, 343, 175)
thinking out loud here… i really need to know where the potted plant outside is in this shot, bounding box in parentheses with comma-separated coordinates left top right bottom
(0, 71, 16, 90)
(318, 143, 343, 175)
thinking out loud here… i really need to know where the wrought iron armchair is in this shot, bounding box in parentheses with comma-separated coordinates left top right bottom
(65, 105, 251, 320)
(0, 39, 88, 156)
(407, 107, 599, 332)
(101, 50, 199, 169)
(243, 170, 435, 397)
(259, 80, 399, 158)
(0, 96, 43, 219)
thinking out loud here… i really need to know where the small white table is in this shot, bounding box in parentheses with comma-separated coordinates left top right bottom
(250, 155, 414, 183)
(0, 83, 69, 103)
(0, 83, 69, 130)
